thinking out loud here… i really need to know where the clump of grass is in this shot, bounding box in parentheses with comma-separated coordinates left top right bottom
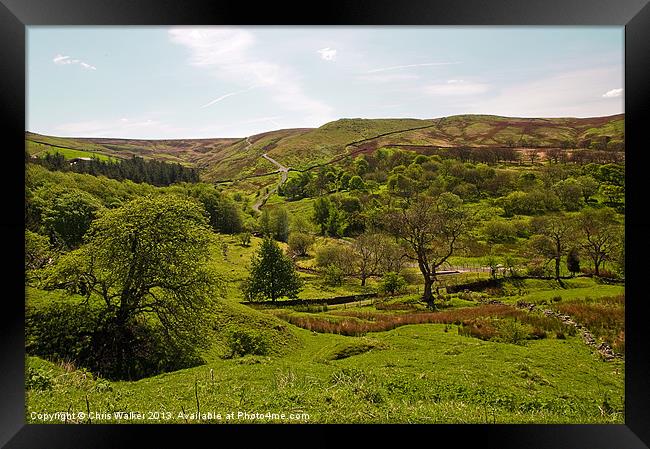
(375, 302, 419, 311)
(328, 338, 388, 360)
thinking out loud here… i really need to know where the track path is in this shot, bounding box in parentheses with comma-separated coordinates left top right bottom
(250, 137, 290, 212)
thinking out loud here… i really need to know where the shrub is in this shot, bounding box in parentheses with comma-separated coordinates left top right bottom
(25, 366, 54, 391)
(323, 264, 345, 286)
(26, 302, 203, 380)
(315, 242, 357, 274)
(379, 272, 407, 296)
(226, 330, 269, 358)
(494, 319, 531, 345)
(237, 232, 252, 246)
(482, 220, 517, 243)
(288, 232, 315, 256)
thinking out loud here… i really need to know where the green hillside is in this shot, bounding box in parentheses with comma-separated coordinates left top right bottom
(26, 113, 624, 185)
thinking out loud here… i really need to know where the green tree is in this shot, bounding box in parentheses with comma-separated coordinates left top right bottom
(25, 230, 52, 274)
(288, 232, 315, 257)
(530, 214, 576, 283)
(325, 206, 347, 238)
(42, 189, 103, 249)
(237, 231, 252, 247)
(566, 247, 581, 276)
(387, 193, 471, 307)
(312, 197, 331, 235)
(576, 208, 623, 276)
(576, 175, 599, 203)
(43, 195, 221, 371)
(348, 175, 366, 191)
(243, 237, 303, 302)
(270, 206, 290, 242)
(553, 178, 583, 211)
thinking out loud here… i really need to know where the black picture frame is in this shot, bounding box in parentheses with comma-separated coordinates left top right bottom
(1, 0, 649, 447)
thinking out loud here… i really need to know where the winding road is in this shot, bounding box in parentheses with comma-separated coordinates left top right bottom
(248, 136, 290, 212)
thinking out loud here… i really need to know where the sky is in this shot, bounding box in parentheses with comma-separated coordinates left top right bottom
(27, 26, 624, 139)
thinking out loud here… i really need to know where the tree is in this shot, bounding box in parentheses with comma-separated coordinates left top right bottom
(312, 197, 331, 235)
(576, 208, 623, 276)
(553, 178, 582, 211)
(243, 237, 303, 302)
(530, 214, 576, 283)
(352, 232, 401, 286)
(325, 206, 347, 237)
(576, 175, 599, 203)
(270, 206, 290, 242)
(42, 189, 103, 249)
(348, 175, 366, 191)
(566, 247, 581, 276)
(288, 232, 315, 257)
(43, 195, 221, 373)
(315, 242, 358, 276)
(387, 193, 471, 307)
(25, 230, 52, 273)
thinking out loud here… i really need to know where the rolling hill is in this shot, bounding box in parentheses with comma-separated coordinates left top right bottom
(26, 113, 624, 182)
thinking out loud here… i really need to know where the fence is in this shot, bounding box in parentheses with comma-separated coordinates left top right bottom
(242, 292, 378, 308)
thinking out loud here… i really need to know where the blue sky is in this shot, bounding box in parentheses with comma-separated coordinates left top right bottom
(27, 26, 623, 139)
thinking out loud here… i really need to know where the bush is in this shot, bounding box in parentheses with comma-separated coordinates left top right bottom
(379, 272, 407, 296)
(26, 302, 203, 380)
(495, 319, 532, 345)
(323, 264, 345, 286)
(315, 242, 357, 275)
(288, 232, 315, 256)
(25, 366, 54, 391)
(226, 330, 269, 358)
(482, 220, 517, 243)
(237, 232, 252, 246)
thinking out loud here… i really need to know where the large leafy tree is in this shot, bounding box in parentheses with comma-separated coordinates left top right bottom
(44, 194, 221, 336)
(576, 208, 623, 276)
(387, 193, 471, 307)
(530, 213, 576, 283)
(243, 237, 303, 302)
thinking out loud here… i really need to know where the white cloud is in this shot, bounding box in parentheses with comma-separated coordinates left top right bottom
(602, 88, 623, 98)
(317, 47, 337, 61)
(169, 28, 333, 124)
(425, 80, 489, 96)
(53, 54, 96, 70)
(366, 62, 459, 74)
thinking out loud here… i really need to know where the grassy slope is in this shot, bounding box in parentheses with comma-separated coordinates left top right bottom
(26, 275, 624, 424)
(26, 320, 623, 423)
(27, 113, 624, 186)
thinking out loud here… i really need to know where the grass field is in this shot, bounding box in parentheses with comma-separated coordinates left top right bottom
(26, 273, 625, 424)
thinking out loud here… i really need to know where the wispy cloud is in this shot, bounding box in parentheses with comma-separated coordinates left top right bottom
(53, 54, 96, 70)
(366, 62, 459, 74)
(169, 28, 333, 124)
(54, 116, 187, 138)
(201, 86, 257, 108)
(317, 47, 337, 61)
(602, 88, 623, 98)
(425, 79, 489, 96)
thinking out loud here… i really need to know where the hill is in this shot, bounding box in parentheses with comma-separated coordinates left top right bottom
(26, 113, 624, 183)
